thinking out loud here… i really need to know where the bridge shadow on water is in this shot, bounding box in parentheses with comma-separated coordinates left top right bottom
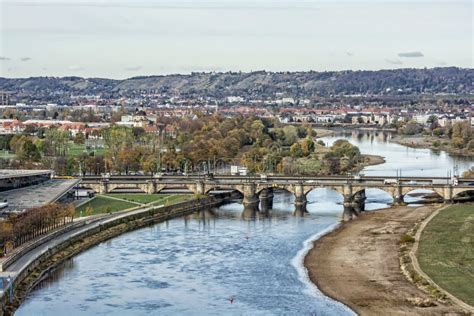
(206, 188, 397, 222)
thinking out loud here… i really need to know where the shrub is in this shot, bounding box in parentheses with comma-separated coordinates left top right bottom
(400, 234, 415, 244)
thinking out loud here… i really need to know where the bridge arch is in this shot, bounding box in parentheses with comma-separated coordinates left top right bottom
(352, 187, 394, 207)
(305, 185, 345, 197)
(452, 189, 474, 202)
(305, 187, 344, 216)
(402, 188, 444, 204)
(204, 185, 244, 197)
(108, 186, 147, 194)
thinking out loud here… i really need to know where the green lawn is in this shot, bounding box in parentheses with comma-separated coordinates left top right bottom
(417, 204, 474, 306)
(153, 194, 195, 206)
(76, 196, 136, 217)
(67, 143, 105, 157)
(0, 150, 16, 159)
(106, 193, 188, 204)
(76, 194, 195, 217)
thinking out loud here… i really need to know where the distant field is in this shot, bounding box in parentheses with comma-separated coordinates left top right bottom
(67, 143, 105, 157)
(76, 196, 135, 216)
(417, 204, 474, 306)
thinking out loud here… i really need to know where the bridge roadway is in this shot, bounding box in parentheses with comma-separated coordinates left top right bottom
(81, 175, 474, 220)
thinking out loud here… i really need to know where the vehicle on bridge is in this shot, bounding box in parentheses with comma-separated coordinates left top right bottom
(0, 200, 8, 209)
(384, 179, 398, 185)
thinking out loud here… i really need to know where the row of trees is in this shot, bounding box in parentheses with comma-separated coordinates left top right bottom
(1, 114, 363, 176)
(401, 119, 473, 151)
(0, 204, 75, 256)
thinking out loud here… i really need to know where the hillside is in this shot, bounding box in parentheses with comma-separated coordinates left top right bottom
(0, 67, 472, 103)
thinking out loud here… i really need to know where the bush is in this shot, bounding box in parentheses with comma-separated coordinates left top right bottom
(400, 234, 415, 244)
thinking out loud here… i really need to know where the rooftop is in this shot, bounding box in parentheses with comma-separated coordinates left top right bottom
(0, 170, 53, 179)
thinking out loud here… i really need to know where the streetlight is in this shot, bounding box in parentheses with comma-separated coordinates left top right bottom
(6, 275, 12, 304)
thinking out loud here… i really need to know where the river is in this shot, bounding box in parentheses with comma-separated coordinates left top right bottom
(15, 131, 472, 316)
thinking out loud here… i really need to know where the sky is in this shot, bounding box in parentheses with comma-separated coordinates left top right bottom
(0, 0, 472, 79)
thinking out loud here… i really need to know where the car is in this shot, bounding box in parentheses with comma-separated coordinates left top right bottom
(407, 180, 417, 185)
(0, 200, 8, 209)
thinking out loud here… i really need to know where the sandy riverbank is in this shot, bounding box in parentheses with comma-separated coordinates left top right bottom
(313, 128, 335, 138)
(361, 154, 385, 167)
(304, 205, 465, 315)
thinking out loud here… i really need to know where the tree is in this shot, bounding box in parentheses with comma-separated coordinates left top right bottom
(451, 121, 472, 149)
(300, 137, 315, 156)
(427, 115, 439, 131)
(282, 125, 298, 146)
(20, 139, 41, 161)
(401, 121, 423, 135)
(74, 132, 85, 145)
(290, 143, 304, 158)
(132, 127, 146, 140)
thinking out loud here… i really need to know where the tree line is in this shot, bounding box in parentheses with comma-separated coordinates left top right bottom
(0, 203, 75, 256)
(0, 115, 363, 176)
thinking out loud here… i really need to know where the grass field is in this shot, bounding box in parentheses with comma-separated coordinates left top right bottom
(76, 196, 136, 217)
(106, 193, 193, 204)
(0, 150, 16, 159)
(67, 143, 105, 157)
(417, 204, 474, 306)
(76, 194, 195, 217)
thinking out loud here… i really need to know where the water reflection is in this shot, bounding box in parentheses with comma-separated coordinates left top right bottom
(322, 131, 472, 177)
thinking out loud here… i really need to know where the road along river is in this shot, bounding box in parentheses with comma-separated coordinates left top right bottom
(16, 131, 472, 315)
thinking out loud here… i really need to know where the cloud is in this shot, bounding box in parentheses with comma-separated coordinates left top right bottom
(68, 65, 85, 71)
(20, 57, 32, 61)
(385, 59, 403, 65)
(437, 61, 447, 66)
(398, 51, 424, 58)
(346, 52, 354, 57)
(0, 57, 11, 61)
(125, 65, 142, 71)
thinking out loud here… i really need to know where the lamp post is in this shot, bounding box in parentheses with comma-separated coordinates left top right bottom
(6, 275, 12, 304)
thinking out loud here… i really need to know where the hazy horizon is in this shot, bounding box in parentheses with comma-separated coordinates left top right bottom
(1, 0, 472, 79)
(0, 66, 472, 81)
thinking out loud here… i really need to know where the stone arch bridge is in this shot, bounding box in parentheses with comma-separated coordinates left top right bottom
(80, 175, 474, 221)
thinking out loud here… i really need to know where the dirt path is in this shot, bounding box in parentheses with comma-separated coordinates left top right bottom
(304, 205, 466, 315)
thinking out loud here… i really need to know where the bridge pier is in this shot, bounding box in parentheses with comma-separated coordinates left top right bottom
(99, 180, 109, 194)
(393, 185, 404, 205)
(294, 185, 307, 217)
(241, 203, 259, 219)
(342, 184, 355, 221)
(343, 196, 354, 221)
(146, 180, 157, 194)
(293, 203, 307, 217)
(443, 186, 453, 203)
(194, 181, 205, 195)
(259, 188, 274, 213)
(242, 183, 259, 217)
(352, 190, 366, 215)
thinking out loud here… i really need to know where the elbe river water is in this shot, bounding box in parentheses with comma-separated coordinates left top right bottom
(16, 131, 472, 316)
